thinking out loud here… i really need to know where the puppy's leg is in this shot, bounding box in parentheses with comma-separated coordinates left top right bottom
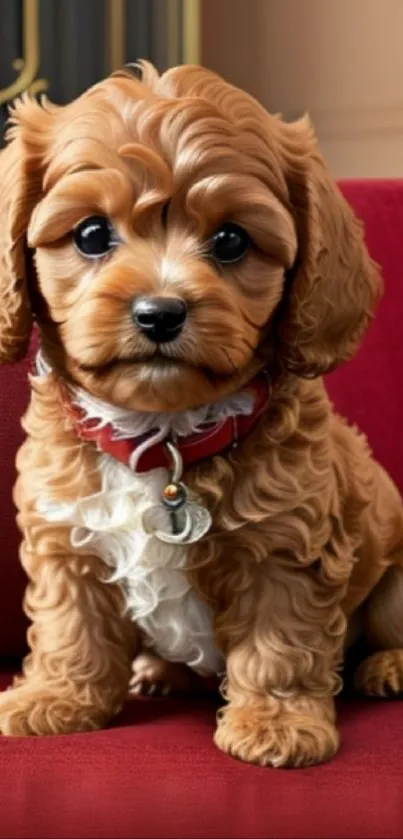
(0, 553, 135, 736)
(355, 560, 403, 696)
(214, 563, 344, 768)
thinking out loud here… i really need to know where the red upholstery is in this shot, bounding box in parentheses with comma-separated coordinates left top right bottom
(0, 670, 402, 839)
(0, 181, 403, 838)
(0, 351, 31, 660)
(328, 181, 403, 490)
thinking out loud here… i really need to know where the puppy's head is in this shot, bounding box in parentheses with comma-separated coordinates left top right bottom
(0, 63, 381, 411)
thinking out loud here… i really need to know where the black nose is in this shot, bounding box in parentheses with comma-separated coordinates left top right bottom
(132, 296, 188, 343)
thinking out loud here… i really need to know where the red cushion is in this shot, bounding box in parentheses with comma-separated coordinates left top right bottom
(0, 672, 402, 839)
(0, 351, 31, 660)
(327, 180, 403, 492)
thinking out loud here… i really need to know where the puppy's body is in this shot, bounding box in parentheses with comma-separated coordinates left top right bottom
(0, 63, 402, 767)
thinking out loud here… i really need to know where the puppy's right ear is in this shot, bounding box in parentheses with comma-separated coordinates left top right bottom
(0, 98, 47, 362)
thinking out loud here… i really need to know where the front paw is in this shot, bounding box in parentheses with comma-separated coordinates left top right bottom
(214, 699, 339, 768)
(0, 683, 120, 736)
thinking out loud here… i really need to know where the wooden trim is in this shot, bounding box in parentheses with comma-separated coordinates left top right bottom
(167, 0, 181, 68)
(0, 0, 48, 106)
(107, 0, 126, 72)
(182, 0, 201, 65)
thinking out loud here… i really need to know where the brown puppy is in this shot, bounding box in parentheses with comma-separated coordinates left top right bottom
(0, 62, 402, 768)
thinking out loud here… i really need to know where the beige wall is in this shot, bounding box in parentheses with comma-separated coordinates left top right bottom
(202, 0, 264, 102)
(202, 0, 403, 178)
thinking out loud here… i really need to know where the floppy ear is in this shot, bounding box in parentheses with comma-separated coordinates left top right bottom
(0, 102, 45, 363)
(277, 118, 382, 377)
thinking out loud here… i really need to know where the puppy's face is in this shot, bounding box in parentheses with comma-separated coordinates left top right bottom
(0, 65, 380, 409)
(27, 69, 296, 412)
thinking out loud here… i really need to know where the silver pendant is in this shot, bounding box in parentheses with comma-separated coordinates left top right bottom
(142, 500, 212, 545)
(141, 442, 212, 545)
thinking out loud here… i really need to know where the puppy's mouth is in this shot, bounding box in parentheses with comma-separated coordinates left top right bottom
(76, 351, 239, 394)
(69, 347, 259, 412)
(78, 351, 198, 375)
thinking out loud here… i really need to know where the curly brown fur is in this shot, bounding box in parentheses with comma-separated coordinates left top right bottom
(0, 372, 136, 735)
(0, 62, 402, 764)
(187, 378, 403, 766)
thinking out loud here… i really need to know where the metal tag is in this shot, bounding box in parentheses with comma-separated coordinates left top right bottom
(142, 500, 212, 545)
(141, 442, 212, 545)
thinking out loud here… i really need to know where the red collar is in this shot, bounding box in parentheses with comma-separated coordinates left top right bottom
(61, 371, 271, 474)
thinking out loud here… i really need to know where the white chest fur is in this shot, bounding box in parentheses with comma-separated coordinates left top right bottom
(38, 455, 223, 676)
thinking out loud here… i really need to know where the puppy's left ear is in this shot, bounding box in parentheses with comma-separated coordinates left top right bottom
(0, 98, 46, 363)
(277, 118, 382, 377)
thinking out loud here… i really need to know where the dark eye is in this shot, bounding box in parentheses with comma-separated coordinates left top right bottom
(210, 222, 250, 264)
(73, 216, 118, 258)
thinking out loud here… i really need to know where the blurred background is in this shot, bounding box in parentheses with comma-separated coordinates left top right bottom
(1, 0, 403, 177)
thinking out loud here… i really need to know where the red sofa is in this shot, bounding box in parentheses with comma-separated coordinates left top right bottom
(1, 181, 403, 839)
